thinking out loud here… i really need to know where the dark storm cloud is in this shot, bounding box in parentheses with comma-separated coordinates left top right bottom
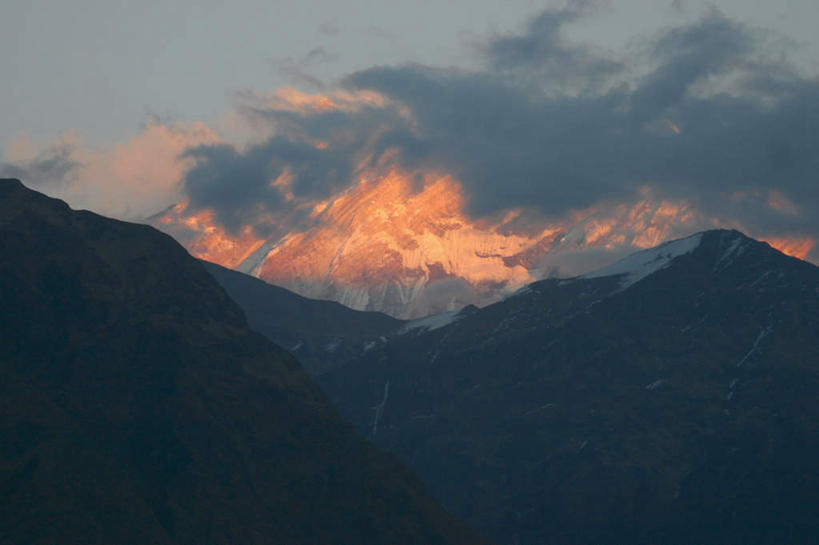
(183, 90, 418, 233)
(343, 9, 819, 232)
(182, 7, 819, 241)
(345, 64, 632, 215)
(486, 1, 621, 89)
(183, 136, 354, 233)
(629, 11, 754, 123)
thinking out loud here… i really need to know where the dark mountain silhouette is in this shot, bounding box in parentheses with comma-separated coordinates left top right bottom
(202, 261, 402, 375)
(317, 230, 819, 545)
(0, 179, 487, 545)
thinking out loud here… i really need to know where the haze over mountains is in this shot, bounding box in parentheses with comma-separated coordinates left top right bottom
(0, 179, 485, 545)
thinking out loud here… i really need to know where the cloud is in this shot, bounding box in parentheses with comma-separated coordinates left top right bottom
(11, 6, 817, 262)
(629, 10, 754, 123)
(177, 87, 411, 234)
(339, 9, 819, 241)
(486, 0, 621, 91)
(1, 134, 80, 188)
(318, 19, 340, 37)
(183, 135, 355, 234)
(165, 7, 819, 256)
(269, 46, 339, 91)
(1, 122, 218, 219)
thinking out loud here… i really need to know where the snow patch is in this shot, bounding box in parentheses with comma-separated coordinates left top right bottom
(714, 233, 747, 271)
(736, 326, 772, 367)
(399, 309, 462, 334)
(241, 238, 286, 276)
(581, 233, 704, 289)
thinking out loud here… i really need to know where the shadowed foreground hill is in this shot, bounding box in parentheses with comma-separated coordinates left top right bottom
(0, 179, 486, 545)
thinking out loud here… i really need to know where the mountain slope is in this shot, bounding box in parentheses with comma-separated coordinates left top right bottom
(202, 260, 403, 375)
(0, 179, 487, 545)
(317, 230, 819, 545)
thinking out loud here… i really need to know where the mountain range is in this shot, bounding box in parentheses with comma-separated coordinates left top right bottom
(154, 168, 723, 318)
(5, 175, 818, 545)
(307, 229, 819, 544)
(0, 179, 486, 545)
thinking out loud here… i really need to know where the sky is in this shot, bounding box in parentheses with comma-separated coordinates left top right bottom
(2, 0, 819, 260)
(3, 0, 818, 148)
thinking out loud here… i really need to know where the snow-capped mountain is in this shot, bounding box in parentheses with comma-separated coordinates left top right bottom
(579, 231, 704, 288)
(154, 169, 722, 318)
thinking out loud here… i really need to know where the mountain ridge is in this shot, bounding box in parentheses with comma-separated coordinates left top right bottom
(202, 260, 403, 375)
(0, 178, 488, 545)
(316, 228, 819, 545)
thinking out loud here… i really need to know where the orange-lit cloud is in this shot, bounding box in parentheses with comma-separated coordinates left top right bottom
(6, 7, 819, 320)
(767, 190, 800, 216)
(762, 237, 816, 260)
(662, 120, 682, 134)
(154, 163, 728, 316)
(236, 87, 388, 116)
(158, 201, 266, 269)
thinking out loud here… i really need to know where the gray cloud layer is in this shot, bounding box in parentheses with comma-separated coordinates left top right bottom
(486, 1, 622, 90)
(181, 7, 819, 243)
